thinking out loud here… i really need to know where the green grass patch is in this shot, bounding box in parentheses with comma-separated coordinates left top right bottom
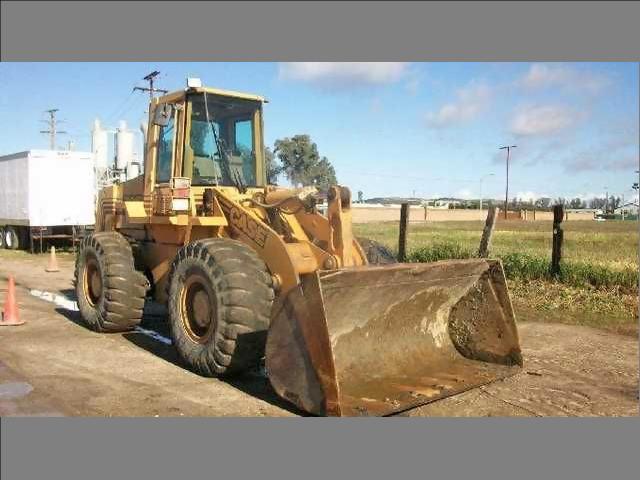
(509, 279, 638, 336)
(407, 242, 475, 263)
(354, 220, 639, 269)
(407, 244, 638, 290)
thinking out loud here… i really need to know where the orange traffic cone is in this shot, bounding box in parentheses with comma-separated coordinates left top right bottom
(45, 246, 60, 272)
(1, 275, 24, 326)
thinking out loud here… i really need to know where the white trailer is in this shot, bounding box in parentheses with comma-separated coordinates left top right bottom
(0, 150, 96, 251)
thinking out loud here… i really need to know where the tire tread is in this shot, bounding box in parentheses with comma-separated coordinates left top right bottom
(167, 238, 273, 377)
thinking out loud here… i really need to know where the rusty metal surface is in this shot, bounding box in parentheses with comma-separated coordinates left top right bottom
(266, 259, 523, 416)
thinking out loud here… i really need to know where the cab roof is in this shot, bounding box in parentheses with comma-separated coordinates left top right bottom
(155, 86, 267, 104)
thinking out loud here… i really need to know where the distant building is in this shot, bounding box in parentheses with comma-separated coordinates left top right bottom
(423, 199, 462, 209)
(614, 201, 639, 216)
(565, 208, 601, 215)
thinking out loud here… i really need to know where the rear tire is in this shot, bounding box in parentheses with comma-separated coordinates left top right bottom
(0, 227, 5, 249)
(74, 232, 148, 332)
(357, 237, 397, 264)
(4, 226, 21, 250)
(167, 238, 274, 377)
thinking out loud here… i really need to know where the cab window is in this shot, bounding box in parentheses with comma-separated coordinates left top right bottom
(156, 114, 175, 183)
(187, 94, 258, 186)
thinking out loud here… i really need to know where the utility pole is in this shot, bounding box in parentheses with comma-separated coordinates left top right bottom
(604, 186, 608, 214)
(40, 109, 67, 150)
(499, 145, 517, 219)
(633, 171, 639, 208)
(133, 71, 168, 100)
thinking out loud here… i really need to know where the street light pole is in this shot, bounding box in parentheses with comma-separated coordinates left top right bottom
(479, 173, 495, 211)
(499, 145, 517, 219)
(635, 171, 640, 211)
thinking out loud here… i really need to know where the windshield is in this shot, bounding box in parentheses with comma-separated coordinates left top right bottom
(186, 94, 259, 186)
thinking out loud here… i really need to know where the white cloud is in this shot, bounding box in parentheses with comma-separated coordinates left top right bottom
(278, 62, 409, 87)
(521, 64, 570, 89)
(520, 63, 610, 94)
(567, 153, 639, 173)
(425, 82, 491, 128)
(515, 191, 549, 202)
(456, 188, 473, 199)
(510, 105, 582, 136)
(610, 156, 639, 170)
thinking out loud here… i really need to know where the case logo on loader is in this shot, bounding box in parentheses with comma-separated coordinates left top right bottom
(222, 202, 269, 248)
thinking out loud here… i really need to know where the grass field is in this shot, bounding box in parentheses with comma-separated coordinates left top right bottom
(356, 220, 638, 269)
(354, 219, 639, 335)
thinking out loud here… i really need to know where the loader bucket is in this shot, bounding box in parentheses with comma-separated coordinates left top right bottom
(266, 259, 522, 416)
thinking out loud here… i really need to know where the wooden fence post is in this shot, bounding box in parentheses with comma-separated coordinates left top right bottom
(551, 204, 564, 276)
(398, 203, 409, 262)
(478, 206, 498, 258)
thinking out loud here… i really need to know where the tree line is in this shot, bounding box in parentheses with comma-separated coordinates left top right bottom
(265, 134, 337, 191)
(505, 196, 624, 211)
(261, 135, 631, 214)
(454, 196, 623, 211)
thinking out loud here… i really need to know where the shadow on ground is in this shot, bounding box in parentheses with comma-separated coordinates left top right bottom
(50, 292, 305, 416)
(121, 319, 307, 416)
(54, 307, 91, 330)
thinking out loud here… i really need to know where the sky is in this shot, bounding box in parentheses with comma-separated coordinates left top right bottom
(0, 62, 638, 202)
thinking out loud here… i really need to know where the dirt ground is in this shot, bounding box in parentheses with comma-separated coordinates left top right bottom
(1, 252, 637, 417)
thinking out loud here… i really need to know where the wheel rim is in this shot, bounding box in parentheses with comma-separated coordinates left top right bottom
(83, 256, 103, 307)
(181, 272, 217, 343)
(5, 230, 13, 248)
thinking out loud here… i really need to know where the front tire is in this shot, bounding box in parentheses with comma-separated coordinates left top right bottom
(74, 232, 148, 332)
(4, 226, 21, 250)
(0, 227, 5, 249)
(167, 239, 274, 377)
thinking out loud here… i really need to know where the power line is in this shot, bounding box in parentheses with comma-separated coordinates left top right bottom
(103, 90, 136, 124)
(108, 93, 146, 125)
(40, 108, 67, 150)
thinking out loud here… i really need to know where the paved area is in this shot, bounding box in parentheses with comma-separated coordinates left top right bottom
(1, 252, 637, 417)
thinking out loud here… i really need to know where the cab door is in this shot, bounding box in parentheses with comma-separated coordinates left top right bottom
(145, 99, 185, 217)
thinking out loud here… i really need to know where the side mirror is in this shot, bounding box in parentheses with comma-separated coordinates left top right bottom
(153, 104, 174, 127)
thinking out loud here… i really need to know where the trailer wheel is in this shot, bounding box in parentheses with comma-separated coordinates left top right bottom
(167, 238, 274, 377)
(0, 227, 5, 249)
(4, 226, 21, 250)
(357, 237, 397, 264)
(74, 232, 149, 332)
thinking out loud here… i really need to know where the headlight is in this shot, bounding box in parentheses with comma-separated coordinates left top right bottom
(171, 198, 189, 212)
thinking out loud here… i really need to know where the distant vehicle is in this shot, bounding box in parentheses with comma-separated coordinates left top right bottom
(0, 150, 95, 251)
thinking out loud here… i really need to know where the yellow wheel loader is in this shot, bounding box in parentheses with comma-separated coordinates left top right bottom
(75, 82, 522, 416)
